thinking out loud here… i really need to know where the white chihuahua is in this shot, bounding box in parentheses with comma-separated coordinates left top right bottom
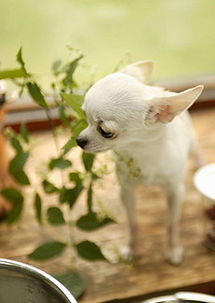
(76, 61, 203, 264)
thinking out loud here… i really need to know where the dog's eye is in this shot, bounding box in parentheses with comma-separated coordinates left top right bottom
(98, 126, 114, 138)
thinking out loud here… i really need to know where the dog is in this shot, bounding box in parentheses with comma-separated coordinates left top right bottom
(76, 61, 203, 264)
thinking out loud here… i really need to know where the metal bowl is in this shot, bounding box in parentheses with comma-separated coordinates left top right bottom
(143, 292, 215, 303)
(0, 258, 77, 303)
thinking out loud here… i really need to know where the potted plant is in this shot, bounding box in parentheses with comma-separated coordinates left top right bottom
(0, 48, 116, 299)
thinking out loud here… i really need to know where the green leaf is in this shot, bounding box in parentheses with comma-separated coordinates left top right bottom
(28, 241, 66, 260)
(76, 212, 114, 231)
(34, 193, 42, 224)
(59, 182, 83, 208)
(27, 82, 48, 108)
(63, 56, 83, 76)
(91, 173, 100, 180)
(58, 105, 70, 126)
(16, 48, 28, 75)
(0, 69, 27, 80)
(62, 93, 83, 107)
(1, 187, 23, 203)
(61, 137, 76, 155)
(87, 183, 93, 213)
(9, 152, 30, 185)
(52, 59, 62, 75)
(59, 187, 73, 204)
(61, 55, 83, 89)
(54, 271, 86, 299)
(10, 137, 23, 153)
(7, 200, 24, 224)
(69, 172, 81, 183)
(71, 119, 87, 137)
(76, 240, 107, 261)
(20, 124, 29, 143)
(1, 187, 24, 224)
(82, 152, 95, 172)
(10, 169, 29, 185)
(47, 207, 65, 225)
(48, 157, 72, 170)
(42, 180, 59, 194)
(61, 93, 85, 119)
(11, 151, 29, 166)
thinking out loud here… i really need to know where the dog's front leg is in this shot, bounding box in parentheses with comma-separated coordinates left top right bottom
(120, 183, 137, 261)
(165, 183, 184, 265)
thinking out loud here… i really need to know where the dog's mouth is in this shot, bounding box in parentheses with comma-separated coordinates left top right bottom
(84, 145, 111, 153)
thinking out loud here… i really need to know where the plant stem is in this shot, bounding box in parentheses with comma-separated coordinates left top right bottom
(45, 107, 64, 187)
(67, 208, 77, 271)
(45, 105, 77, 270)
(45, 108, 60, 153)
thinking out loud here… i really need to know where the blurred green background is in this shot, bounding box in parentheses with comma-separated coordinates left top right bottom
(1, 0, 215, 86)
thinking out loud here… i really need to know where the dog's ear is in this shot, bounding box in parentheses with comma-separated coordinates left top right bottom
(146, 85, 204, 124)
(120, 60, 154, 84)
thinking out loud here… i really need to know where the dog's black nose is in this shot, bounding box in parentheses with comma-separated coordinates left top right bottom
(76, 137, 88, 149)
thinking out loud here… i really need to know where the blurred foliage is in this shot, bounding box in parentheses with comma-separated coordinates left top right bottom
(0, 48, 115, 298)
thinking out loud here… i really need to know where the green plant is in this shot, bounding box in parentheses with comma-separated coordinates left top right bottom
(0, 48, 116, 298)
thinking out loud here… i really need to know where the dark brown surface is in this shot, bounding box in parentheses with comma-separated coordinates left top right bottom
(0, 109, 215, 303)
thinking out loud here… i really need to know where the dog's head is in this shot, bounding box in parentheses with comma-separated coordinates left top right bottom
(77, 61, 203, 153)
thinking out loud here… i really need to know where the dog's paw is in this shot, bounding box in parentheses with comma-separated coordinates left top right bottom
(165, 247, 184, 265)
(120, 245, 134, 262)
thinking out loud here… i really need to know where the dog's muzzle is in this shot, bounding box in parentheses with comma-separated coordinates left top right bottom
(76, 136, 88, 149)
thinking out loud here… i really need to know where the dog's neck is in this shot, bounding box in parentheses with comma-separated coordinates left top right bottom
(115, 121, 169, 154)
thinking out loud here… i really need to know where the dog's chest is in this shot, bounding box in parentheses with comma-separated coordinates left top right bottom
(115, 147, 174, 186)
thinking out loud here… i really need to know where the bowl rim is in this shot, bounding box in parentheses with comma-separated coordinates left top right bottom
(143, 291, 215, 303)
(0, 258, 77, 303)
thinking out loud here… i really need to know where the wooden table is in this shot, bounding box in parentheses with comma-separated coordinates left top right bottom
(0, 109, 215, 302)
